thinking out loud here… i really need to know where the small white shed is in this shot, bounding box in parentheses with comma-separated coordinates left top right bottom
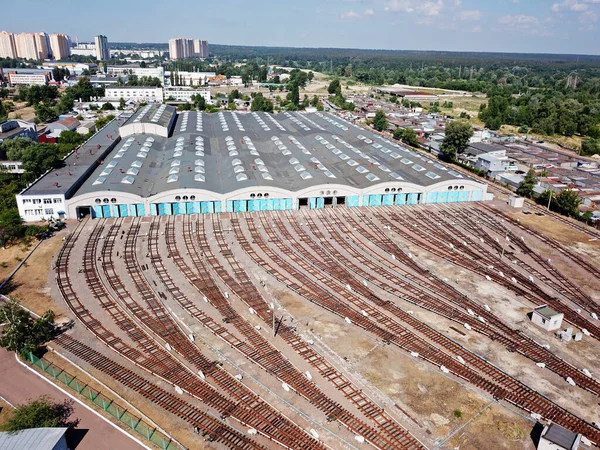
(508, 195, 525, 208)
(531, 305, 564, 331)
(537, 422, 581, 450)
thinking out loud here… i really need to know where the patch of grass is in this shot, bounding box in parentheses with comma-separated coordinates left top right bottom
(14, 257, 22, 263)
(497, 422, 525, 440)
(453, 409, 462, 419)
(0, 262, 8, 268)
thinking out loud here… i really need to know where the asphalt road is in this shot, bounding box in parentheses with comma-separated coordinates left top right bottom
(0, 347, 147, 450)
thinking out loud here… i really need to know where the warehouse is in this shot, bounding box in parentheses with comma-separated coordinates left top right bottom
(16, 105, 488, 221)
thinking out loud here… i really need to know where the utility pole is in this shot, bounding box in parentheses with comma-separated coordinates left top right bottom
(547, 190, 553, 211)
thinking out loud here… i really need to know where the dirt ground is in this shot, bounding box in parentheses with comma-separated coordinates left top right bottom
(0, 229, 69, 317)
(0, 398, 13, 429)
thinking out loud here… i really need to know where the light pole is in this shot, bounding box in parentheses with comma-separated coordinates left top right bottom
(547, 190, 553, 211)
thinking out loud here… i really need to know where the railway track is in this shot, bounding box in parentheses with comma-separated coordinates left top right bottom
(368, 206, 600, 339)
(231, 211, 600, 441)
(163, 215, 418, 450)
(206, 215, 425, 450)
(294, 208, 600, 397)
(107, 218, 322, 450)
(54, 220, 265, 449)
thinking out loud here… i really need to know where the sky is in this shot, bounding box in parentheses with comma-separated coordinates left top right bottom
(2, 0, 600, 55)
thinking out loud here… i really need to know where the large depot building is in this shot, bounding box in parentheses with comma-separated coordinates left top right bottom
(17, 105, 488, 222)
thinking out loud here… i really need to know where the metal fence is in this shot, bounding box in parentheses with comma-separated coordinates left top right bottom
(27, 352, 174, 450)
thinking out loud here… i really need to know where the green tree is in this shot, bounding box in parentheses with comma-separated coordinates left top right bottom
(251, 93, 274, 112)
(118, 97, 126, 110)
(441, 120, 473, 160)
(58, 130, 85, 147)
(0, 209, 25, 245)
(101, 102, 115, 111)
(554, 190, 581, 217)
(1, 397, 78, 432)
(287, 81, 300, 107)
(192, 94, 206, 111)
(311, 95, 319, 107)
(95, 114, 115, 129)
(34, 103, 57, 123)
(394, 127, 419, 147)
(327, 79, 341, 95)
(0, 101, 6, 120)
(0, 300, 55, 356)
(373, 110, 388, 132)
(581, 139, 600, 157)
(516, 169, 537, 198)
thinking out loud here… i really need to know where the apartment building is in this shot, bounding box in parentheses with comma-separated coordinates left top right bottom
(49, 33, 71, 60)
(0, 31, 17, 58)
(94, 35, 110, 60)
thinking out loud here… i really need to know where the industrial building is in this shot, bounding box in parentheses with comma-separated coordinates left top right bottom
(104, 86, 164, 103)
(16, 106, 488, 222)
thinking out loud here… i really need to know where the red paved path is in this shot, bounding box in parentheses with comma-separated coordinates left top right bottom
(0, 348, 147, 450)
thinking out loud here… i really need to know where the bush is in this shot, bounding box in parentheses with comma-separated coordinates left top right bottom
(453, 409, 462, 419)
(1, 397, 78, 432)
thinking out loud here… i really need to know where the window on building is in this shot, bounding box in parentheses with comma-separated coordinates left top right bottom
(111, 198, 117, 203)
(44, 198, 52, 204)
(33, 199, 41, 204)
(95, 199, 101, 204)
(175, 196, 181, 201)
(44, 208, 53, 215)
(24, 210, 34, 215)
(53, 198, 62, 203)
(103, 198, 109, 203)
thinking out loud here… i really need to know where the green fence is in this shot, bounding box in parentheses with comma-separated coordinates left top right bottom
(27, 352, 174, 450)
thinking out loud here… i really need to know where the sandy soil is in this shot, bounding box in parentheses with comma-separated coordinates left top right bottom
(1, 228, 69, 317)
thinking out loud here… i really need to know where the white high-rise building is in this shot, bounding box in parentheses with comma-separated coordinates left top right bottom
(35, 32, 50, 59)
(15, 32, 39, 60)
(94, 35, 110, 60)
(50, 34, 71, 60)
(169, 37, 196, 60)
(0, 31, 17, 58)
(193, 39, 209, 58)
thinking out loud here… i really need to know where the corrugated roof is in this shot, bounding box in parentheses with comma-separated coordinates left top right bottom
(0, 427, 68, 450)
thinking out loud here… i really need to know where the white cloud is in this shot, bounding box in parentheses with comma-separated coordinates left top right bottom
(472, 25, 482, 32)
(364, 8, 375, 15)
(457, 9, 481, 21)
(552, 0, 589, 12)
(341, 10, 361, 19)
(498, 14, 540, 25)
(384, 0, 444, 16)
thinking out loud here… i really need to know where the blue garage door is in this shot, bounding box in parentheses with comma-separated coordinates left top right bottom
(214, 202, 222, 213)
(369, 195, 382, 206)
(226, 200, 233, 212)
(426, 192, 439, 204)
(317, 197, 325, 209)
(382, 194, 394, 206)
(158, 203, 172, 216)
(248, 200, 259, 212)
(347, 196, 360, 207)
(102, 205, 112, 218)
(119, 204, 129, 217)
(94, 205, 103, 218)
(471, 191, 483, 201)
(407, 194, 419, 205)
(174, 202, 186, 215)
(309, 198, 317, 209)
(395, 194, 407, 205)
(234, 200, 247, 212)
(187, 202, 199, 214)
(458, 191, 469, 202)
(136, 204, 145, 216)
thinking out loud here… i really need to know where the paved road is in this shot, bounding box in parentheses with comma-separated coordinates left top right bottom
(0, 348, 147, 450)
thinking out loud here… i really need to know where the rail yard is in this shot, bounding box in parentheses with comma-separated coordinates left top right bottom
(48, 197, 600, 450)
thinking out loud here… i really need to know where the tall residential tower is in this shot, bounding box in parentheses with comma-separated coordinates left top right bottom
(94, 35, 110, 60)
(50, 33, 71, 60)
(0, 31, 17, 58)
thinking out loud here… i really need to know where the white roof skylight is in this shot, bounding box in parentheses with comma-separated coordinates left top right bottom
(236, 173, 248, 181)
(194, 174, 205, 182)
(167, 174, 178, 183)
(121, 175, 135, 184)
(366, 173, 380, 182)
(93, 177, 106, 185)
(300, 172, 312, 180)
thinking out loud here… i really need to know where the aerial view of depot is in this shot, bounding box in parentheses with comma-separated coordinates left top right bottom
(1, 4, 600, 450)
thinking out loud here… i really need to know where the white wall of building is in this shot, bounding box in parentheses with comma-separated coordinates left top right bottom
(17, 194, 66, 222)
(105, 87, 164, 103)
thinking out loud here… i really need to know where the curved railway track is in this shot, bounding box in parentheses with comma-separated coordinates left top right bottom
(289, 208, 600, 397)
(230, 212, 600, 441)
(54, 220, 265, 449)
(162, 215, 419, 450)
